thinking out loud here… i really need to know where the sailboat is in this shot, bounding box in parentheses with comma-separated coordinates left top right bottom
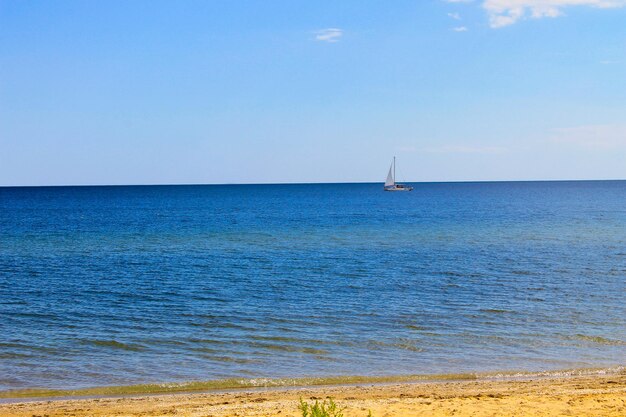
(384, 157, 413, 192)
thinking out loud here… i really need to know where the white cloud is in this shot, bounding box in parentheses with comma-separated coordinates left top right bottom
(448, 12, 462, 19)
(453, 26, 469, 31)
(443, 0, 626, 27)
(486, 0, 626, 27)
(315, 28, 343, 43)
(551, 124, 626, 148)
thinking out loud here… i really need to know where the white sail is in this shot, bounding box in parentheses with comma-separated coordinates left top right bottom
(384, 163, 394, 187)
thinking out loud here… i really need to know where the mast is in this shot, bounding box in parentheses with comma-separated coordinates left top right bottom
(393, 156, 396, 183)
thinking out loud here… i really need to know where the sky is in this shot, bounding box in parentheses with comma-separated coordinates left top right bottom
(1, 0, 625, 186)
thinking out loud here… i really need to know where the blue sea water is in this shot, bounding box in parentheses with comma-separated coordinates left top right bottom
(0, 181, 625, 391)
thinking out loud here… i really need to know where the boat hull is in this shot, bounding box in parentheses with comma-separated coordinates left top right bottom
(384, 185, 413, 192)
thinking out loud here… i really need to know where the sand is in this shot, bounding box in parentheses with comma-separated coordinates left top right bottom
(2, 373, 625, 417)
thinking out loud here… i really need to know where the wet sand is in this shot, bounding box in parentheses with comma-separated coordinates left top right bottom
(2, 373, 625, 416)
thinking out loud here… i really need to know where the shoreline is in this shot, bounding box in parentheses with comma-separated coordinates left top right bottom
(1, 365, 623, 402)
(1, 368, 624, 417)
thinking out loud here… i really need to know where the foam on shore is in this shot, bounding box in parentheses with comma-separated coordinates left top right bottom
(1, 365, 623, 400)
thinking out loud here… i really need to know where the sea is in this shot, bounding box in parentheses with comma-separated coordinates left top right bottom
(0, 181, 625, 393)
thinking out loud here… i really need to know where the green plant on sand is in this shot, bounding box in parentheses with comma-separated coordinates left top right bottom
(299, 398, 373, 417)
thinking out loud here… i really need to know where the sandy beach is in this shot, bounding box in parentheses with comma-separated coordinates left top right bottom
(2, 372, 625, 417)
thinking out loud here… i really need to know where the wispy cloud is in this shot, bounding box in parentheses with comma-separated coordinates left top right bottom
(423, 145, 508, 154)
(448, 12, 462, 19)
(452, 26, 469, 31)
(315, 28, 343, 43)
(443, 0, 626, 28)
(485, 0, 626, 28)
(551, 124, 626, 149)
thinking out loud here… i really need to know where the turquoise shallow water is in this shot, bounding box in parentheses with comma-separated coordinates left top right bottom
(0, 181, 625, 391)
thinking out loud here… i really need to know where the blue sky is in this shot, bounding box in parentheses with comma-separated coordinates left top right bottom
(1, 0, 625, 185)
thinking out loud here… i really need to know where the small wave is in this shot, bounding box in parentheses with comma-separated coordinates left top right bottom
(479, 309, 512, 314)
(190, 347, 220, 354)
(0, 372, 477, 399)
(250, 335, 339, 346)
(571, 334, 626, 346)
(5, 365, 624, 400)
(367, 340, 424, 353)
(0, 352, 33, 359)
(186, 338, 230, 345)
(144, 339, 188, 347)
(484, 365, 626, 380)
(187, 321, 258, 331)
(80, 339, 146, 351)
(197, 354, 261, 364)
(10, 312, 59, 320)
(0, 342, 60, 355)
(252, 343, 329, 355)
(0, 300, 27, 306)
(0, 342, 26, 349)
(405, 325, 429, 331)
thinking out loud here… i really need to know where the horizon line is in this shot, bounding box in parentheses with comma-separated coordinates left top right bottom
(1, 178, 625, 188)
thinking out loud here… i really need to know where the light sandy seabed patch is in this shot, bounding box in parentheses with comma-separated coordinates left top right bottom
(1, 373, 626, 417)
